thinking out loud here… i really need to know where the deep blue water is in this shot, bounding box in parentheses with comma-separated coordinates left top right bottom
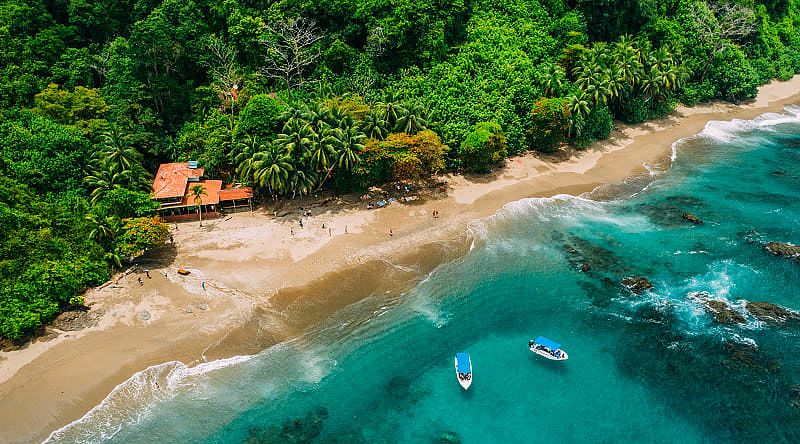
(48, 106, 800, 444)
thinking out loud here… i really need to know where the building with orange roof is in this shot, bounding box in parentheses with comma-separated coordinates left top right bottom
(152, 162, 253, 221)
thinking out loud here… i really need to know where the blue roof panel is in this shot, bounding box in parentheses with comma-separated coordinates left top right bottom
(534, 336, 562, 350)
(455, 352, 471, 373)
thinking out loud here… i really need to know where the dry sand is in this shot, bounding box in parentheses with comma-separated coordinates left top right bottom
(1, 75, 799, 443)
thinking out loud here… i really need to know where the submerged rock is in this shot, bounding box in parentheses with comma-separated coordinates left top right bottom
(621, 276, 654, 293)
(681, 212, 703, 225)
(688, 292, 745, 324)
(745, 301, 800, 324)
(764, 242, 800, 262)
(435, 431, 461, 444)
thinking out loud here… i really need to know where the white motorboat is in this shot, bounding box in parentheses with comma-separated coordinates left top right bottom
(454, 352, 472, 390)
(529, 336, 568, 361)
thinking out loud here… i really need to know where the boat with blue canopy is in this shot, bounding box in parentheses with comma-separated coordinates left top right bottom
(454, 352, 472, 390)
(529, 336, 568, 361)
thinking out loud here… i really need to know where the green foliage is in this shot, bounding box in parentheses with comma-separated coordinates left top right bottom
(32, 83, 110, 137)
(236, 94, 286, 141)
(93, 188, 160, 219)
(0, 111, 91, 194)
(708, 48, 760, 104)
(0, 174, 108, 341)
(526, 97, 570, 152)
(586, 106, 613, 140)
(113, 217, 170, 259)
(459, 122, 508, 172)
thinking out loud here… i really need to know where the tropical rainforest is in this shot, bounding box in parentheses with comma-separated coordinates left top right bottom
(1, 0, 799, 341)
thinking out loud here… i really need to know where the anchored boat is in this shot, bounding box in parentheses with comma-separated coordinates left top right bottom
(454, 352, 472, 390)
(529, 336, 568, 361)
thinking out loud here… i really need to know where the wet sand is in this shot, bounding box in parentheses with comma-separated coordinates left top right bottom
(1, 76, 799, 443)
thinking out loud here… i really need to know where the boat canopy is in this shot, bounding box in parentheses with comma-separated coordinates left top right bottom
(455, 352, 471, 373)
(534, 336, 561, 350)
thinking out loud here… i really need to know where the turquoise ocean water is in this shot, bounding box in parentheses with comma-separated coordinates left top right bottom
(47, 106, 800, 444)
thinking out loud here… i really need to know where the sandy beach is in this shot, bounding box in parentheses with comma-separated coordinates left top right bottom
(1, 76, 799, 443)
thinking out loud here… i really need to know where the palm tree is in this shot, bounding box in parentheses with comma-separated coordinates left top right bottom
(86, 213, 121, 246)
(306, 127, 337, 172)
(84, 158, 130, 205)
(302, 102, 329, 133)
(287, 165, 318, 198)
(612, 35, 643, 87)
(541, 65, 568, 97)
(251, 145, 293, 196)
(99, 126, 144, 172)
(316, 123, 366, 190)
(378, 100, 407, 130)
(190, 184, 207, 227)
(395, 104, 429, 135)
(276, 118, 313, 162)
(235, 135, 267, 182)
(361, 111, 388, 140)
(567, 91, 591, 137)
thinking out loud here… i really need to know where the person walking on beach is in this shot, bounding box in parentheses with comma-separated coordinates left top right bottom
(329, 228, 332, 237)
(145, 269, 151, 279)
(137, 277, 143, 286)
(201, 280, 206, 291)
(291, 228, 295, 236)
(389, 228, 393, 237)
(170, 235, 174, 245)
(345, 225, 348, 234)
(299, 219, 303, 229)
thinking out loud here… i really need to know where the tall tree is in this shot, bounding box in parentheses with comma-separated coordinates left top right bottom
(190, 184, 207, 227)
(261, 17, 324, 89)
(693, 2, 756, 82)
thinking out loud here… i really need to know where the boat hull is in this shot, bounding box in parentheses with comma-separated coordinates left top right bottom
(530, 347, 568, 361)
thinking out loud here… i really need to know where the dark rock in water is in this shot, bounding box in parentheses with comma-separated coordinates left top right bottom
(722, 341, 779, 373)
(687, 292, 745, 324)
(745, 301, 800, 324)
(790, 385, 800, 409)
(764, 242, 800, 262)
(435, 431, 461, 444)
(562, 236, 628, 276)
(621, 276, 653, 293)
(681, 212, 703, 225)
(247, 406, 329, 444)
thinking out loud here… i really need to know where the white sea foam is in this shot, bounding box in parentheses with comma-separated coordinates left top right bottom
(697, 105, 800, 143)
(44, 354, 255, 444)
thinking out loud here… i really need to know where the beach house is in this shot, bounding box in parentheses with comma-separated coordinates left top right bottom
(151, 161, 253, 221)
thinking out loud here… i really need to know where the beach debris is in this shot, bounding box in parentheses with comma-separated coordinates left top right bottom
(688, 292, 745, 324)
(763, 242, 800, 262)
(177, 268, 191, 275)
(621, 276, 654, 293)
(745, 301, 800, 325)
(139, 310, 151, 321)
(51, 308, 103, 331)
(681, 212, 703, 225)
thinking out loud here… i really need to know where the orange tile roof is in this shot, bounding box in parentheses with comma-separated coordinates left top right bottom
(183, 180, 222, 206)
(152, 163, 205, 199)
(218, 186, 253, 201)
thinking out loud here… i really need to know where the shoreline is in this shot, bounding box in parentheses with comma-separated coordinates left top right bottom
(2, 76, 799, 443)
